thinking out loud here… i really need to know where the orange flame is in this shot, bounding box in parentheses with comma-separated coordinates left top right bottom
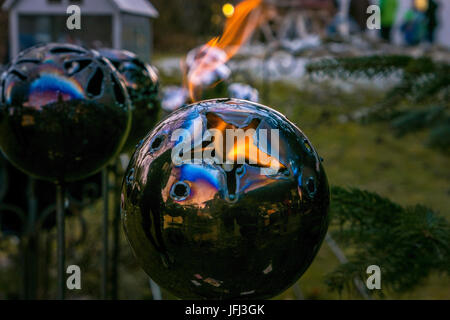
(187, 0, 267, 102)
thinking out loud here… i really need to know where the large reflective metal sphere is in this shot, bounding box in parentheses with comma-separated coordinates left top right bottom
(99, 48, 160, 152)
(122, 98, 329, 299)
(0, 43, 131, 182)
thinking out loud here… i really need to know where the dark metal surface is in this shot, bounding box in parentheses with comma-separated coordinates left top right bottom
(0, 153, 59, 235)
(0, 43, 131, 183)
(56, 184, 65, 300)
(0, 153, 91, 299)
(111, 161, 124, 300)
(122, 98, 330, 300)
(99, 48, 160, 153)
(101, 168, 109, 299)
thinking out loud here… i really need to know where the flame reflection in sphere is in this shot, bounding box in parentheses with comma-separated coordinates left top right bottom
(0, 43, 131, 182)
(122, 99, 329, 299)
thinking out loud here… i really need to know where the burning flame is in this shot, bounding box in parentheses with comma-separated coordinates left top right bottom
(186, 0, 267, 102)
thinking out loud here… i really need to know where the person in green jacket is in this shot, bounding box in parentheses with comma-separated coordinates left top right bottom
(380, 0, 399, 42)
(400, 0, 429, 46)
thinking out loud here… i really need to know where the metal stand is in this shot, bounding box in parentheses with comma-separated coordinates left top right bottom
(149, 278, 162, 300)
(292, 283, 304, 300)
(25, 178, 38, 299)
(325, 233, 372, 300)
(111, 164, 121, 300)
(56, 184, 65, 300)
(2, 156, 133, 300)
(101, 168, 109, 299)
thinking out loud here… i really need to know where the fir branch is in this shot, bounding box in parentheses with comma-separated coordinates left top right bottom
(327, 186, 450, 296)
(427, 122, 450, 152)
(306, 55, 449, 104)
(391, 105, 446, 136)
(306, 55, 413, 79)
(306, 55, 450, 152)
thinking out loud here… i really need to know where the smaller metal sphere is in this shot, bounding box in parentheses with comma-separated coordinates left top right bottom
(99, 48, 160, 152)
(122, 98, 330, 300)
(0, 43, 132, 182)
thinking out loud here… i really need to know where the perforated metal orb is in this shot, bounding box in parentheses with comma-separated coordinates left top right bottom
(99, 48, 160, 152)
(0, 43, 131, 182)
(122, 98, 330, 300)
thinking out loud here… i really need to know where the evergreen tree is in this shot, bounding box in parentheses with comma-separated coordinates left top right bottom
(307, 55, 450, 296)
(328, 186, 450, 297)
(307, 55, 450, 153)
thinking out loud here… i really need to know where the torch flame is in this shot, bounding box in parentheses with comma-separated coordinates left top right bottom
(187, 0, 267, 102)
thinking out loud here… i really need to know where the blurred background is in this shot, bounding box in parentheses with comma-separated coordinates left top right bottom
(0, 0, 449, 300)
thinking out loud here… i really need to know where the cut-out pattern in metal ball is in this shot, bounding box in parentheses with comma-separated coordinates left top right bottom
(0, 43, 131, 182)
(99, 48, 160, 152)
(122, 98, 330, 300)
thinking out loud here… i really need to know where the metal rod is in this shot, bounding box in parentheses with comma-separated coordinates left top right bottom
(292, 283, 305, 300)
(149, 278, 162, 300)
(26, 177, 38, 299)
(111, 165, 121, 300)
(101, 168, 109, 299)
(56, 183, 65, 300)
(20, 240, 27, 299)
(43, 232, 52, 299)
(325, 233, 372, 300)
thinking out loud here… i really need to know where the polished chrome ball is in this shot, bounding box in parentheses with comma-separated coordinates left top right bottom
(0, 43, 131, 182)
(99, 48, 160, 152)
(122, 98, 329, 299)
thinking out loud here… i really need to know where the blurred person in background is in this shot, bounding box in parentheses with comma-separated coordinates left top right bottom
(349, 0, 371, 32)
(400, 0, 428, 46)
(380, 0, 399, 42)
(425, 0, 438, 43)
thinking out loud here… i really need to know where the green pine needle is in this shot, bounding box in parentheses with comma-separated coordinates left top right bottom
(327, 186, 450, 296)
